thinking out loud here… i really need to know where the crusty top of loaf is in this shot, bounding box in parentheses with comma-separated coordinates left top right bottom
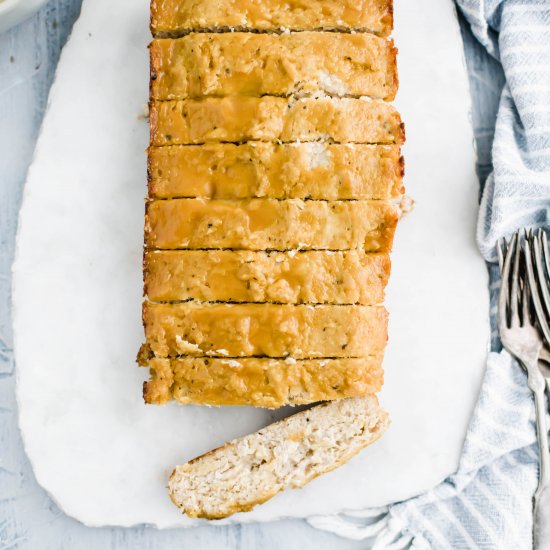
(144, 249, 391, 305)
(147, 143, 404, 201)
(149, 96, 405, 146)
(144, 198, 400, 252)
(151, 0, 394, 37)
(142, 302, 389, 359)
(143, 356, 384, 407)
(150, 32, 398, 100)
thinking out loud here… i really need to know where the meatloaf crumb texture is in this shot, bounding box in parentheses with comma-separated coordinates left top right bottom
(168, 396, 390, 518)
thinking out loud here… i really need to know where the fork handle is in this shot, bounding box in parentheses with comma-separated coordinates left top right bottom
(534, 483, 550, 550)
(528, 368, 550, 549)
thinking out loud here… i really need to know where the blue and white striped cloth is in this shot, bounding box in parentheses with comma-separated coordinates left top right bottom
(309, 1, 550, 548)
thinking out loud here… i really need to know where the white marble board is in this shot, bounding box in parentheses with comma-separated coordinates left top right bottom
(12, 0, 490, 528)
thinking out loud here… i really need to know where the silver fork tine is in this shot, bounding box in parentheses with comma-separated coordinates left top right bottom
(525, 234, 550, 342)
(542, 230, 550, 279)
(499, 233, 517, 331)
(535, 229, 550, 326)
(497, 238, 507, 272)
(522, 261, 531, 327)
(511, 232, 522, 326)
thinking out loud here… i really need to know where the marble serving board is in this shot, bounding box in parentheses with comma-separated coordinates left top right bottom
(12, 0, 490, 528)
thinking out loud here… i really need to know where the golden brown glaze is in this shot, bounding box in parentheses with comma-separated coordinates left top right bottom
(150, 33, 398, 100)
(148, 143, 404, 200)
(143, 356, 384, 407)
(144, 250, 390, 305)
(144, 198, 400, 252)
(142, 302, 388, 358)
(151, 0, 393, 37)
(149, 96, 405, 146)
(141, 0, 405, 423)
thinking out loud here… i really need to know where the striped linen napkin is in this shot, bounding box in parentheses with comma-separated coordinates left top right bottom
(309, 1, 550, 548)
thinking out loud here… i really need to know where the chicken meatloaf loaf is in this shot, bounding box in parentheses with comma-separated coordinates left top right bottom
(143, 356, 384, 407)
(144, 198, 400, 252)
(141, 302, 388, 359)
(150, 32, 397, 100)
(150, 96, 405, 146)
(148, 143, 404, 200)
(168, 396, 390, 519)
(144, 250, 390, 305)
(151, 0, 393, 37)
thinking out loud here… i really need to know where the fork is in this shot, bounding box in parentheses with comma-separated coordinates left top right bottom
(498, 231, 550, 549)
(525, 229, 550, 395)
(502, 232, 550, 388)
